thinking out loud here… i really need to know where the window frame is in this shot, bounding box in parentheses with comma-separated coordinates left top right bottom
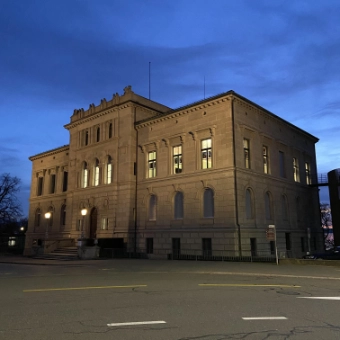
(201, 138, 212, 169)
(173, 145, 183, 174)
(148, 151, 157, 178)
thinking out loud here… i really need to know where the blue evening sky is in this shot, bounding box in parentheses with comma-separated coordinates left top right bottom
(0, 0, 338, 216)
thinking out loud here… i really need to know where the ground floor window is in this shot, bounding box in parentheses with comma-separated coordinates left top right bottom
(146, 238, 153, 254)
(202, 238, 212, 257)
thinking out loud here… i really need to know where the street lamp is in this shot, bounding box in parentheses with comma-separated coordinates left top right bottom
(81, 208, 87, 239)
(44, 212, 51, 240)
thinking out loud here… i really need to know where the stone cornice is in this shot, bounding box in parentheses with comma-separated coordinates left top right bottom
(29, 145, 69, 161)
(136, 96, 231, 129)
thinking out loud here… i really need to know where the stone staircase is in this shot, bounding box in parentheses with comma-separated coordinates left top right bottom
(34, 247, 79, 261)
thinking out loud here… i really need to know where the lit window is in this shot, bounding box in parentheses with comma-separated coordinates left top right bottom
(305, 162, 311, 184)
(243, 139, 250, 169)
(107, 156, 112, 184)
(263, 146, 268, 174)
(173, 145, 182, 174)
(94, 159, 100, 186)
(148, 151, 157, 178)
(201, 139, 212, 169)
(82, 162, 88, 188)
(101, 217, 108, 230)
(293, 157, 299, 182)
(203, 188, 214, 218)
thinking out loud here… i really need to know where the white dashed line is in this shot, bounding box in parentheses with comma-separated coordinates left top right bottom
(107, 321, 166, 327)
(242, 317, 287, 320)
(298, 297, 340, 300)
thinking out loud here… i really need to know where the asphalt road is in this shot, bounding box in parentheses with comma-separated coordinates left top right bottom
(1, 259, 340, 340)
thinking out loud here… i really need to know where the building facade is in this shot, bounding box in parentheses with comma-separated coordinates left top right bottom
(24, 87, 323, 258)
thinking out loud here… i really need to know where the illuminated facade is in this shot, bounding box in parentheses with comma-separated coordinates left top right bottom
(24, 86, 323, 258)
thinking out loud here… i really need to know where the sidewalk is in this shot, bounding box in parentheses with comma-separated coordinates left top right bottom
(0, 254, 109, 266)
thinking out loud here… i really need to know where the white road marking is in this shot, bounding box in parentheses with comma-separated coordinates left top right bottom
(107, 321, 166, 327)
(242, 317, 287, 320)
(298, 297, 340, 300)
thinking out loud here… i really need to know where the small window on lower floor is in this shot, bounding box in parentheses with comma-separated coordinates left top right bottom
(146, 238, 153, 254)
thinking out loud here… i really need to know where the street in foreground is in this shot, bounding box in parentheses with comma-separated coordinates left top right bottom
(1, 259, 340, 340)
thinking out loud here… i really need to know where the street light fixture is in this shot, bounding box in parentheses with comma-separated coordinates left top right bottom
(44, 212, 51, 240)
(81, 208, 87, 239)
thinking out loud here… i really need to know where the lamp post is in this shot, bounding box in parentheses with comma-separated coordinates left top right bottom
(44, 212, 51, 240)
(81, 208, 87, 239)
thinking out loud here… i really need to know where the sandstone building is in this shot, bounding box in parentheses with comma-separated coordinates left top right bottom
(24, 86, 323, 258)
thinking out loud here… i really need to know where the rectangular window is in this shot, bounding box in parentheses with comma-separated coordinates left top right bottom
(279, 151, 286, 178)
(293, 157, 299, 182)
(263, 146, 268, 174)
(201, 138, 212, 169)
(243, 138, 250, 169)
(50, 174, 56, 194)
(148, 151, 157, 178)
(172, 238, 181, 259)
(202, 238, 212, 257)
(250, 238, 257, 256)
(94, 166, 100, 186)
(146, 238, 153, 254)
(37, 177, 43, 196)
(305, 162, 311, 184)
(63, 171, 68, 192)
(173, 145, 182, 173)
(101, 217, 108, 230)
(76, 219, 81, 231)
(269, 241, 275, 255)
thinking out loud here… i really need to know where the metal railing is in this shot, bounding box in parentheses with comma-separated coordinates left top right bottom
(100, 248, 286, 263)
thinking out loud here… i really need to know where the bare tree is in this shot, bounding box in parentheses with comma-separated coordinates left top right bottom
(0, 173, 22, 225)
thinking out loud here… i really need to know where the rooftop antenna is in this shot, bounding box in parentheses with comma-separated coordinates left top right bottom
(149, 62, 151, 100)
(204, 76, 206, 99)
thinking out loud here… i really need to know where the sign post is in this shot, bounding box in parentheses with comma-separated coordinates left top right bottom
(266, 225, 278, 265)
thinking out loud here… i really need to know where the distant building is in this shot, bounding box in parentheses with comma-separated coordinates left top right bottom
(24, 87, 323, 258)
(328, 169, 340, 246)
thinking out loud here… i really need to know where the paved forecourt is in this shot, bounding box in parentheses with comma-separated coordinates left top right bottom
(1, 259, 340, 339)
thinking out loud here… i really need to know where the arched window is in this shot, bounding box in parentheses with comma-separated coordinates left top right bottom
(265, 192, 272, 220)
(96, 126, 100, 142)
(108, 123, 113, 138)
(82, 162, 88, 188)
(149, 195, 157, 221)
(107, 156, 112, 184)
(34, 208, 41, 227)
(47, 207, 53, 228)
(94, 158, 100, 186)
(281, 195, 288, 220)
(60, 204, 66, 226)
(203, 188, 214, 218)
(174, 192, 184, 219)
(246, 188, 253, 219)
